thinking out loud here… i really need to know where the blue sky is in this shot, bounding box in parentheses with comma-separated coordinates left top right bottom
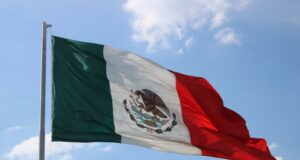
(0, 0, 299, 159)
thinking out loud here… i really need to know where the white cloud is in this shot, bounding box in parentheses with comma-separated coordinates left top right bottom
(232, 0, 251, 10)
(4, 133, 94, 160)
(269, 142, 278, 150)
(98, 145, 113, 152)
(214, 27, 241, 45)
(58, 154, 73, 160)
(123, 0, 250, 50)
(275, 156, 283, 160)
(4, 126, 25, 132)
(185, 37, 194, 48)
(268, 142, 283, 160)
(176, 48, 184, 55)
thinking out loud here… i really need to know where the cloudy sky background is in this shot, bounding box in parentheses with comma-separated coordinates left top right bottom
(0, 0, 299, 159)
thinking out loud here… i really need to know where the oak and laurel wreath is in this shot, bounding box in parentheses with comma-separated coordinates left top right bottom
(123, 90, 177, 134)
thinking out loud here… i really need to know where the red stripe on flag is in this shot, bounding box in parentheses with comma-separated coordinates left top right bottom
(172, 71, 275, 160)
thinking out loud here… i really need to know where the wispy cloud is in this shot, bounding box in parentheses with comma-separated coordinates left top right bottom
(123, 0, 250, 51)
(98, 145, 113, 152)
(176, 48, 184, 55)
(268, 142, 283, 160)
(4, 126, 25, 133)
(269, 142, 278, 150)
(4, 133, 95, 160)
(185, 37, 194, 48)
(58, 154, 73, 160)
(214, 27, 241, 45)
(275, 156, 283, 160)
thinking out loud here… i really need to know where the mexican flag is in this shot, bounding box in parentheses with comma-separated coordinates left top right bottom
(52, 36, 275, 160)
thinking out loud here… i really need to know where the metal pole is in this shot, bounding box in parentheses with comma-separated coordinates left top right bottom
(39, 21, 51, 160)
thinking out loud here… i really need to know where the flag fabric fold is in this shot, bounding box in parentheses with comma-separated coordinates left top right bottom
(52, 36, 275, 160)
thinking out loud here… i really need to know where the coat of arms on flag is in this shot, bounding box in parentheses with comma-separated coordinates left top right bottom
(123, 89, 177, 134)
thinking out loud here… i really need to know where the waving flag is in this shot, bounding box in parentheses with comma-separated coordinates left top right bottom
(52, 36, 275, 160)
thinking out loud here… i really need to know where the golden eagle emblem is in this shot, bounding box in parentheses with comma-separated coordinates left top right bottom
(123, 89, 177, 134)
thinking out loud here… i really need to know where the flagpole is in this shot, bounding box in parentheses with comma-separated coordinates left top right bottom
(39, 21, 51, 160)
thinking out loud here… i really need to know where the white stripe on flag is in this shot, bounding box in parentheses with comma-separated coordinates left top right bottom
(103, 46, 201, 155)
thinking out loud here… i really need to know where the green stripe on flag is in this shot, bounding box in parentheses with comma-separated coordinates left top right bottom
(52, 36, 121, 142)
